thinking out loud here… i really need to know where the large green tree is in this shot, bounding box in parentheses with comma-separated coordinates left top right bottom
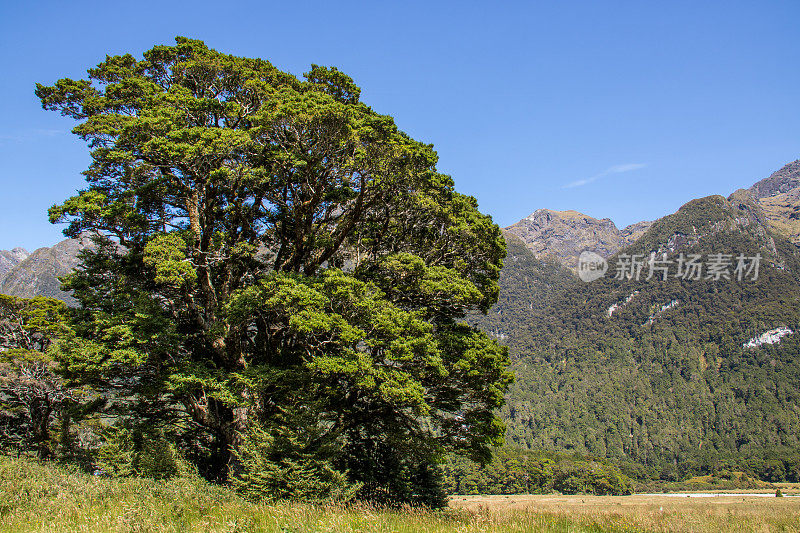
(37, 37, 511, 501)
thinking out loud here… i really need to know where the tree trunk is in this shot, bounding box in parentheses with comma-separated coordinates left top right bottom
(30, 400, 53, 459)
(182, 393, 249, 483)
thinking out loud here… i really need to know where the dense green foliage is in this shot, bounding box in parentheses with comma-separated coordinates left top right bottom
(231, 422, 360, 502)
(30, 37, 512, 504)
(442, 447, 633, 495)
(476, 194, 800, 483)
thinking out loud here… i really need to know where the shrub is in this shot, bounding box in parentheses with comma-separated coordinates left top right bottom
(232, 424, 360, 502)
(94, 426, 190, 479)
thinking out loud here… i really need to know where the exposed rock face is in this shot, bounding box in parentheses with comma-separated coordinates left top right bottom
(0, 236, 91, 305)
(743, 326, 794, 349)
(503, 209, 652, 269)
(607, 290, 640, 318)
(756, 188, 800, 246)
(620, 220, 653, 244)
(749, 160, 800, 199)
(747, 160, 800, 245)
(0, 248, 29, 280)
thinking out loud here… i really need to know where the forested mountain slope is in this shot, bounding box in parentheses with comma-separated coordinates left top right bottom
(479, 183, 800, 479)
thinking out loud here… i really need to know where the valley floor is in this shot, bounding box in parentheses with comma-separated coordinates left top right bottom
(2, 456, 799, 533)
(451, 493, 800, 532)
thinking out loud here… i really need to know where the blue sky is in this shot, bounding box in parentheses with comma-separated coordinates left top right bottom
(0, 0, 798, 250)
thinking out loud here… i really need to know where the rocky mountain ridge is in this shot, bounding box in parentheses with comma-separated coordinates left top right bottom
(0, 236, 91, 305)
(0, 248, 29, 280)
(745, 160, 800, 246)
(503, 209, 652, 269)
(506, 159, 800, 269)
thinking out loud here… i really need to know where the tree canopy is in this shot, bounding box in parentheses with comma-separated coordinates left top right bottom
(36, 37, 511, 503)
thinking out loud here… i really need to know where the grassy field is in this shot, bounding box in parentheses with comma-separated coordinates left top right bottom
(1, 456, 799, 533)
(452, 494, 800, 532)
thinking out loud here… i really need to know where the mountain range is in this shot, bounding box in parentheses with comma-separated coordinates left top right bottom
(0, 235, 92, 306)
(503, 209, 653, 269)
(473, 158, 800, 479)
(505, 160, 800, 272)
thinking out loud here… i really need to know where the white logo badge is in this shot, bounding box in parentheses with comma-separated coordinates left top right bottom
(577, 251, 608, 282)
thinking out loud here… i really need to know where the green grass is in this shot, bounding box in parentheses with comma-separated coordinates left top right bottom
(0, 456, 628, 532)
(2, 456, 799, 532)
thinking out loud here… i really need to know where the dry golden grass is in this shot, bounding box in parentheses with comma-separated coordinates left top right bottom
(451, 493, 800, 533)
(758, 189, 800, 244)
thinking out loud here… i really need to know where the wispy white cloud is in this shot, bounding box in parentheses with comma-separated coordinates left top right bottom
(31, 129, 64, 137)
(563, 163, 647, 189)
(0, 129, 65, 143)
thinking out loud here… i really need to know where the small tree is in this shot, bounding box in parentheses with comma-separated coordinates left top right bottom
(0, 296, 71, 458)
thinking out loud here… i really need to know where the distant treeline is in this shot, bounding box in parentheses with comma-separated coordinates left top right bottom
(442, 447, 633, 495)
(615, 447, 800, 484)
(443, 445, 799, 496)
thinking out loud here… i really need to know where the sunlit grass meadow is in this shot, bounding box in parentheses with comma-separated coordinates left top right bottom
(2, 456, 799, 533)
